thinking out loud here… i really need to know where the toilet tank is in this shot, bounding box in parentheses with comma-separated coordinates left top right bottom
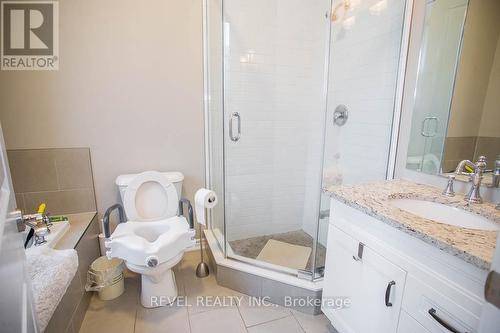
(115, 171, 184, 203)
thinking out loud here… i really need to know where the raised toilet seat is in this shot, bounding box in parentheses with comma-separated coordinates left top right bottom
(106, 171, 195, 308)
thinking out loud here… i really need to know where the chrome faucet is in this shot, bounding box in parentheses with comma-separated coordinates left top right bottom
(492, 155, 500, 188)
(454, 156, 487, 204)
(12, 209, 51, 246)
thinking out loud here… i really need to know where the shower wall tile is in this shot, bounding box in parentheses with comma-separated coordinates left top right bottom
(224, 0, 331, 241)
(323, 0, 406, 184)
(7, 148, 97, 215)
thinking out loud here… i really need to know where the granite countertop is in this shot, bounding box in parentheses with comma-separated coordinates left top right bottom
(55, 211, 97, 250)
(324, 180, 500, 270)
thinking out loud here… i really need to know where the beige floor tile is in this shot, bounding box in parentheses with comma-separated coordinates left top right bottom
(238, 295, 291, 327)
(78, 256, 333, 333)
(173, 263, 186, 296)
(178, 258, 243, 315)
(292, 311, 336, 333)
(189, 308, 247, 333)
(247, 316, 304, 333)
(135, 304, 190, 333)
(79, 276, 138, 333)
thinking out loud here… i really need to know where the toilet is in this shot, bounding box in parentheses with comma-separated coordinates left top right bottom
(106, 171, 195, 308)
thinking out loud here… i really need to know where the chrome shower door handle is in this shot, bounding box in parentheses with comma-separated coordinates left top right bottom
(421, 116, 439, 137)
(229, 112, 241, 142)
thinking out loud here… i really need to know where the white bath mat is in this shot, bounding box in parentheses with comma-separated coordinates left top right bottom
(256, 239, 312, 270)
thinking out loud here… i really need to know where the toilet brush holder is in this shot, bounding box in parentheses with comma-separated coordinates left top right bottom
(196, 223, 209, 278)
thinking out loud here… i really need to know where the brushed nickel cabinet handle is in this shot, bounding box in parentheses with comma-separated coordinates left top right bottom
(428, 308, 466, 333)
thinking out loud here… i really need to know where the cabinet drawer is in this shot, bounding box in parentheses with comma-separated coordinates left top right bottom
(323, 226, 407, 333)
(402, 275, 481, 333)
(398, 310, 430, 333)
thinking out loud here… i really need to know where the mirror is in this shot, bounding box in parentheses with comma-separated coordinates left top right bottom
(405, 0, 500, 185)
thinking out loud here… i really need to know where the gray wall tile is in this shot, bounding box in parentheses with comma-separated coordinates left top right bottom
(261, 278, 322, 315)
(45, 272, 83, 333)
(7, 149, 58, 193)
(7, 148, 96, 214)
(54, 149, 94, 190)
(217, 266, 262, 297)
(46, 216, 100, 333)
(474, 136, 500, 169)
(23, 188, 96, 215)
(75, 217, 101, 286)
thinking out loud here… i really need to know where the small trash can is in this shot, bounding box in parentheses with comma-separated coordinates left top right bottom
(85, 256, 125, 301)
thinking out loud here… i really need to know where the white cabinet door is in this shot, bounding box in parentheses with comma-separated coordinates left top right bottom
(322, 225, 407, 333)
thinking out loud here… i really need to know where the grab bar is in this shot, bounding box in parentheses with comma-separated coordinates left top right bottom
(178, 198, 194, 229)
(102, 203, 126, 238)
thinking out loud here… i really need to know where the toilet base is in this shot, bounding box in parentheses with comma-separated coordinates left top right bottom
(140, 268, 178, 308)
(124, 252, 184, 308)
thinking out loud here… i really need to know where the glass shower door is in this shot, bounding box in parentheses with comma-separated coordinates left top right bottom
(222, 0, 333, 274)
(314, 0, 408, 276)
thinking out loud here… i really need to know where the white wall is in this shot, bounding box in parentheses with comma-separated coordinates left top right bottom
(447, 0, 500, 138)
(479, 33, 500, 137)
(222, 0, 331, 241)
(0, 0, 205, 219)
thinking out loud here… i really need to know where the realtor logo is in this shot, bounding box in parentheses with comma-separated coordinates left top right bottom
(1, 1, 58, 70)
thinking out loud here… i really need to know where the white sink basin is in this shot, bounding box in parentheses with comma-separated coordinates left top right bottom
(390, 199, 499, 231)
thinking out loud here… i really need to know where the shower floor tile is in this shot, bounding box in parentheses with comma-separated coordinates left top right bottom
(228, 230, 326, 271)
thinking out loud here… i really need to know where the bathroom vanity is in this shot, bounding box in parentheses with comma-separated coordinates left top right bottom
(322, 180, 499, 333)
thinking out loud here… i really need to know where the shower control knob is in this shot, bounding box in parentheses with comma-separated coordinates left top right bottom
(333, 105, 348, 126)
(146, 256, 159, 268)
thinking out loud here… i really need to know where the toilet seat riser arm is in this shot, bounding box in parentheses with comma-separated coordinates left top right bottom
(178, 198, 194, 229)
(102, 203, 127, 238)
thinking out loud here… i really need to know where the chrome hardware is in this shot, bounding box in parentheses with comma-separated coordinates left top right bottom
(492, 155, 500, 188)
(298, 267, 325, 280)
(229, 112, 241, 142)
(454, 156, 487, 204)
(352, 242, 364, 261)
(297, 269, 314, 280)
(13, 209, 51, 246)
(420, 116, 438, 137)
(385, 280, 395, 307)
(333, 105, 348, 126)
(319, 209, 330, 220)
(147, 256, 159, 268)
(442, 174, 455, 197)
(428, 308, 463, 333)
(9, 209, 26, 232)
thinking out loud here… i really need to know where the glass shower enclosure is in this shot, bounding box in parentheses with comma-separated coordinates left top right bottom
(204, 0, 407, 280)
